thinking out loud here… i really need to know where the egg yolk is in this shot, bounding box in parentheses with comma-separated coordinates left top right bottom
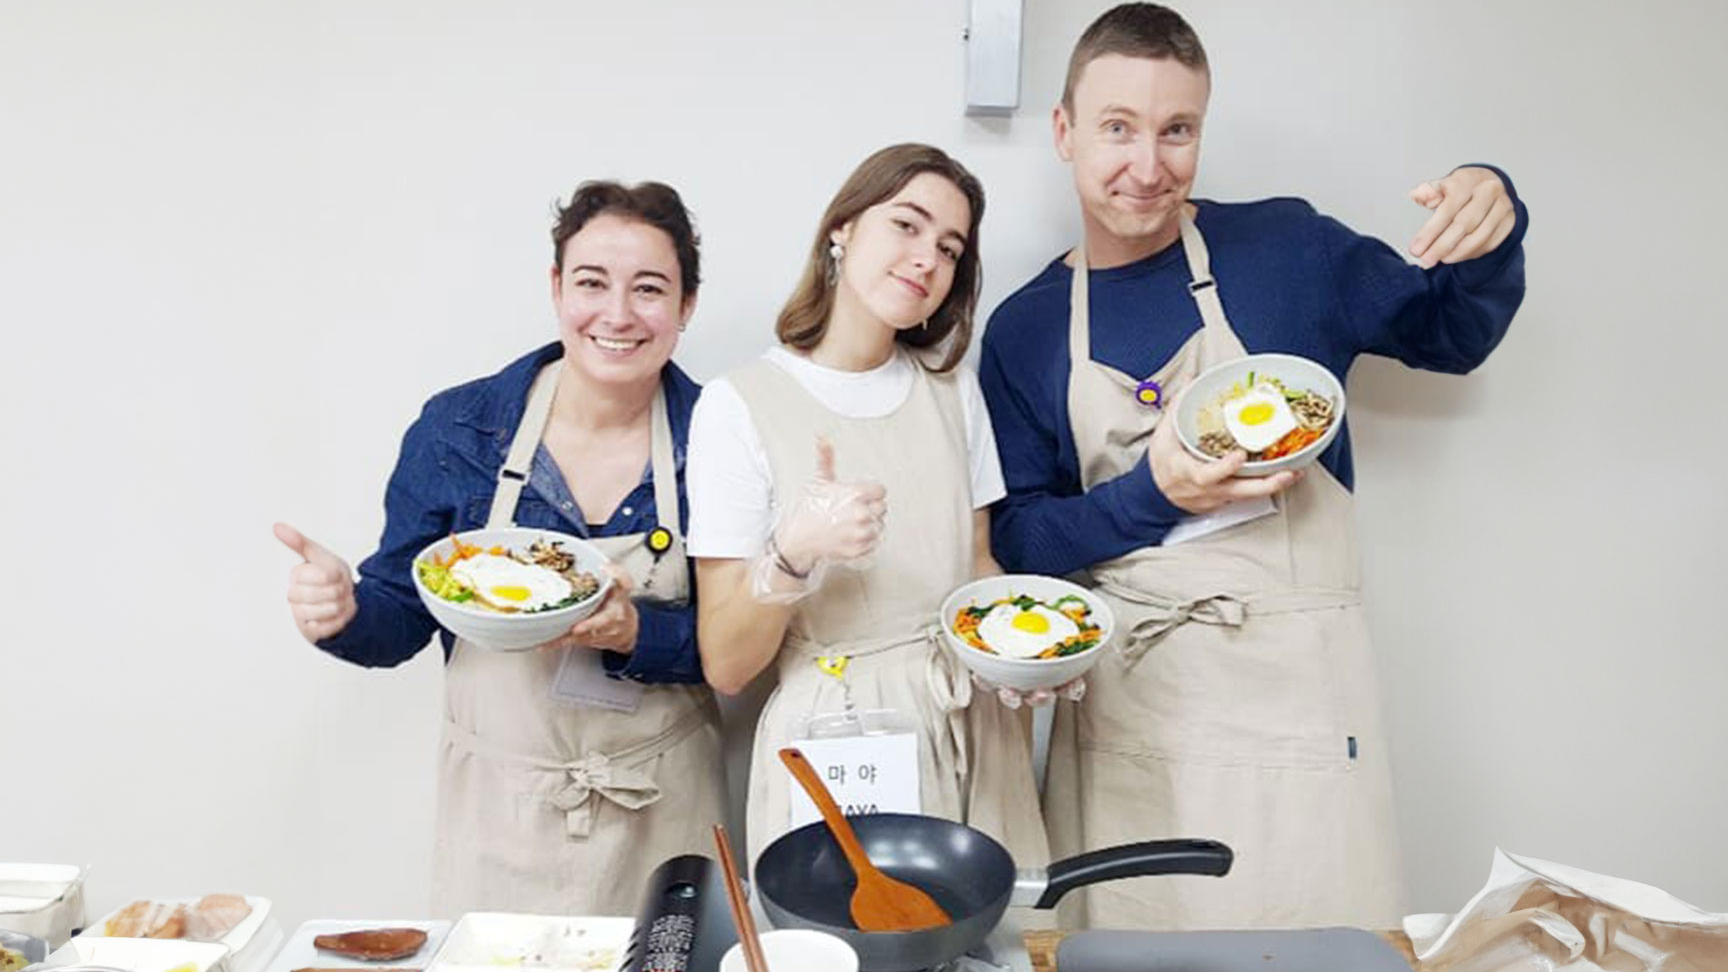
(1011, 611, 1050, 634)
(1237, 402, 1276, 425)
(490, 585, 532, 602)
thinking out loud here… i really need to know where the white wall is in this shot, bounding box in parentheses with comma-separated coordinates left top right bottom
(3, 0, 1724, 933)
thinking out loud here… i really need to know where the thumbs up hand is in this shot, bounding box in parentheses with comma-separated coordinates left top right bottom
(274, 522, 358, 643)
(751, 437, 887, 603)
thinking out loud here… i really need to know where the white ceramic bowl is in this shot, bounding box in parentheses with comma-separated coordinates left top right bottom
(411, 528, 612, 651)
(720, 930, 857, 972)
(1174, 352, 1347, 477)
(939, 575, 1114, 693)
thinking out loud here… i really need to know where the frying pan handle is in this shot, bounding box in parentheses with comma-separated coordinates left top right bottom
(1033, 839, 1234, 909)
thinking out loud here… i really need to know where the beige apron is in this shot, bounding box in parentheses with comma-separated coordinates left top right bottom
(430, 362, 725, 918)
(1043, 215, 1406, 930)
(729, 356, 1048, 873)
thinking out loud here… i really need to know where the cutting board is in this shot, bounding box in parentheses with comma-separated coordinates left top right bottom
(1051, 928, 1416, 971)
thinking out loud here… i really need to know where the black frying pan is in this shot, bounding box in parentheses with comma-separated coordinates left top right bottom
(755, 813, 1232, 972)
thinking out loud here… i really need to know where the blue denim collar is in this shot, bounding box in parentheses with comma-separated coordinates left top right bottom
(450, 342, 565, 435)
(442, 341, 698, 476)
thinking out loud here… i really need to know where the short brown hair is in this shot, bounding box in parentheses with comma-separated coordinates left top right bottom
(1062, 3, 1208, 112)
(551, 180, 701, 298)
(776, 144, 985, 373)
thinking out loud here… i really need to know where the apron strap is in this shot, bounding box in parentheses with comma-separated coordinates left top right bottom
(1099, 580, 1363, 665)
(486, 361, 562, 529)
(647, 387, 682, 544)
(1066, 211, 1228, 372)
(784, 626, 940, 662)
(1177, 214, 1232, 348)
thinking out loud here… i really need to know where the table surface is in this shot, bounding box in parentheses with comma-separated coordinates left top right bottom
(1021, 929, 1420, 971)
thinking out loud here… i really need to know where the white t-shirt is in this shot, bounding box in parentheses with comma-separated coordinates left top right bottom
(686, 346, 1005, 559)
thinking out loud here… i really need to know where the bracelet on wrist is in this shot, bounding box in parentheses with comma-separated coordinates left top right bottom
(766, 533, 810, 580)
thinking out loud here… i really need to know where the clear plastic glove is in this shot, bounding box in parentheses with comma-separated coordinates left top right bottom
(976, 673, 1088, 709)
(750, 437, 887, 604)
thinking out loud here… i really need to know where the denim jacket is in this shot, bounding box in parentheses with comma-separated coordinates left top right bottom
(317, 342, 705, 683)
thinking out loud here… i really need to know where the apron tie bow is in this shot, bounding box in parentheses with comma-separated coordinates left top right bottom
(1120, 591, 1249, 664)
(551, 752, 662, 839)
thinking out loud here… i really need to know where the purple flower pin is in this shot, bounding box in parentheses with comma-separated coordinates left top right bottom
(1134, 377, 1164, 409)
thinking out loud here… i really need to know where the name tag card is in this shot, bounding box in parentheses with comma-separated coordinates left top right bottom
(785, 732, 920, 828)
(550, 646, 644, 713)
(1163, 496, 1276, 545)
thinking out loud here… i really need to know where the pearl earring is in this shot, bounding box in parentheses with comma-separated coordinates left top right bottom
(827, 242, 844, 284)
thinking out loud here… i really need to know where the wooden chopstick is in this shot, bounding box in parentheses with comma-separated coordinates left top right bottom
(714, 823, 769, 972)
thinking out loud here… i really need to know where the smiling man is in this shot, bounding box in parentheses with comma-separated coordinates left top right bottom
(979, 4, 1528, 930)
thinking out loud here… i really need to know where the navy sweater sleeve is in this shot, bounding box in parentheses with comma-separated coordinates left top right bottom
(1325, 165, 1528, 373)
(982, 313, 1187, 576)
(316, 403, 450, 668)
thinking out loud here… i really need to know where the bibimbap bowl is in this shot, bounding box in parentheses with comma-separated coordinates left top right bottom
(1174, 352, 1347, 477)
(939, 575, 1114, 692)
(411, 527, 612, 651)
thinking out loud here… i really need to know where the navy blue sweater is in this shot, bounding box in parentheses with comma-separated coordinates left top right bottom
(980, 174, 1528, 576)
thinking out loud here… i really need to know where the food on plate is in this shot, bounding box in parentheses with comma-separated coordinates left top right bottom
(182, 893, 252, 942)
(1194, 370, 1336, 461)
(295, 968, 419, 972)
(952, 594, 1102, 660)
(417, 536, 600, 613)
(313, 928, 429, 961)
(104, 894, 252, 943)
(0, 946, 27, 972)
(106, 900, 187, 938)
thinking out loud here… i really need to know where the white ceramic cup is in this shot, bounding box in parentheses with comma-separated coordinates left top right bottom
(719, 928, 858, 972)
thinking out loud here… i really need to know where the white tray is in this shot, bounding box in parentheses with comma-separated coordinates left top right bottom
(41, 935, 230, 972)
(0, 863, 87, 945)
(261, 920, 450, 972)
(0, 863, 84, 912)
(81, 896, 278, 972)
(428, 914, 634, 972)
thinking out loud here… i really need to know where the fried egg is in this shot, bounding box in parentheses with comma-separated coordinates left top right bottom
(450, 553, 573, 612)
(1222, 384, 1298, 453)
(976, 602, 1081, 659)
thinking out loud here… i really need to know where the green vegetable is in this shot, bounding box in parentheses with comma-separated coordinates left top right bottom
(417, 558, 475, 603)
(525, 593, 583, 614)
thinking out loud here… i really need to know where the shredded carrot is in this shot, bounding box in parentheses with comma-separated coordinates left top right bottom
(1261, 425, 1323, 460)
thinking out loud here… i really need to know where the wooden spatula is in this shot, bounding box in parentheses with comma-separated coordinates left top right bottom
(778, 746, 952, 932)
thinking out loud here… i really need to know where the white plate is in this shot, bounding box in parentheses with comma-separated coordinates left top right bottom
(262, 920, 450, 972)
(428, 914, 634, 972)
(82, 896, 271, 954)
(40, 935, 230, 972)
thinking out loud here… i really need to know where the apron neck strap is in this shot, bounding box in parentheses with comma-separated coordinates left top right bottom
(1177, 212, 1233, 346)
(647, 386, 681, 542)
(1067, 210, 1232, 366)
(486, 360, 682, 539)
(486, 361, 562, 529)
